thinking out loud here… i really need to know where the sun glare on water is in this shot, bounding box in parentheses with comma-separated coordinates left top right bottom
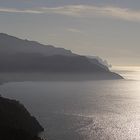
(112, 66, 140, 81)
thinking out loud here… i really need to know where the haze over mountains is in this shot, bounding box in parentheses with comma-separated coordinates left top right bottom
(0, 33, 73, 56)
(0, 33, 123, 79)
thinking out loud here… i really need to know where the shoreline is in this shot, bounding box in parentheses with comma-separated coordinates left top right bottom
(0, 72, 123, 83)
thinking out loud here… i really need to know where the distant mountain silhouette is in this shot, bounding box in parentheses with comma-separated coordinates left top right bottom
(0, 53, 110, 73)
(0, 33, 123, 79)
(0, 33, 73, 56)
(87, 56, 112, 68)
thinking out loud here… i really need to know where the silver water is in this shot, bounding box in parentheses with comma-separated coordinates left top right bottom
(0, 67, 140, 140)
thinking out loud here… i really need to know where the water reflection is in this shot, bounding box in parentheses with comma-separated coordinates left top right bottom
(0, 67, 140, 140)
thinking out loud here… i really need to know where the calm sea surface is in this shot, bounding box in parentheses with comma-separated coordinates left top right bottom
(0, 67, 140, 140)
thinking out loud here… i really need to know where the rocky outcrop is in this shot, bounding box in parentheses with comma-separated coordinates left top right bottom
(0, 96, 44, 140)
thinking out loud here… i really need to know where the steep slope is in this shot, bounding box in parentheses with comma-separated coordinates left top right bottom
(0, 33, 73, 56)
(87, 57, 109, 71)
(0, 96, 44, 140)
(0, 53, 108, 73)
(0, 33, 123, 79)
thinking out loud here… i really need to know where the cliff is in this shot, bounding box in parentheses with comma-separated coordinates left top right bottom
(0, 96, 44, 140)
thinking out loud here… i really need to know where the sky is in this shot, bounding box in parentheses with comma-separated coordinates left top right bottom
(0, 0, 140, 66)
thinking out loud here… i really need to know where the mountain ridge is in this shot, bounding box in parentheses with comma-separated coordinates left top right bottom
(0, 33, 73, 56)
(0, 33, 123, 79)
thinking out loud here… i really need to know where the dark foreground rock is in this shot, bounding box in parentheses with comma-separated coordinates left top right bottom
(0, 96, 44, 140)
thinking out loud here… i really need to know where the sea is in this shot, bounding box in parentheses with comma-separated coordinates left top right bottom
(0, 66, 140, 140)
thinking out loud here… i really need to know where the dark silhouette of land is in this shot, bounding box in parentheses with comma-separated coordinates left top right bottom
(0, 33, 73, 56)
(0, 33, 123, 80)
(0, 96, 44, 140)
(0, 53, 109, 73)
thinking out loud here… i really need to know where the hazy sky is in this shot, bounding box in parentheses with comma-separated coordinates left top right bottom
(0, 0, 140, 66)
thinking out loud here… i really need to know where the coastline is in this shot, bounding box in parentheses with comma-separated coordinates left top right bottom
(0, 72, 123, 83)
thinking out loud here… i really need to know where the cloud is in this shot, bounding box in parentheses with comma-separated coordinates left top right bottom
(1, 5, 140, 21)
(66, 28, 83, 33)
(42, 5, 140, 21)
(0, 8, 42, 14)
